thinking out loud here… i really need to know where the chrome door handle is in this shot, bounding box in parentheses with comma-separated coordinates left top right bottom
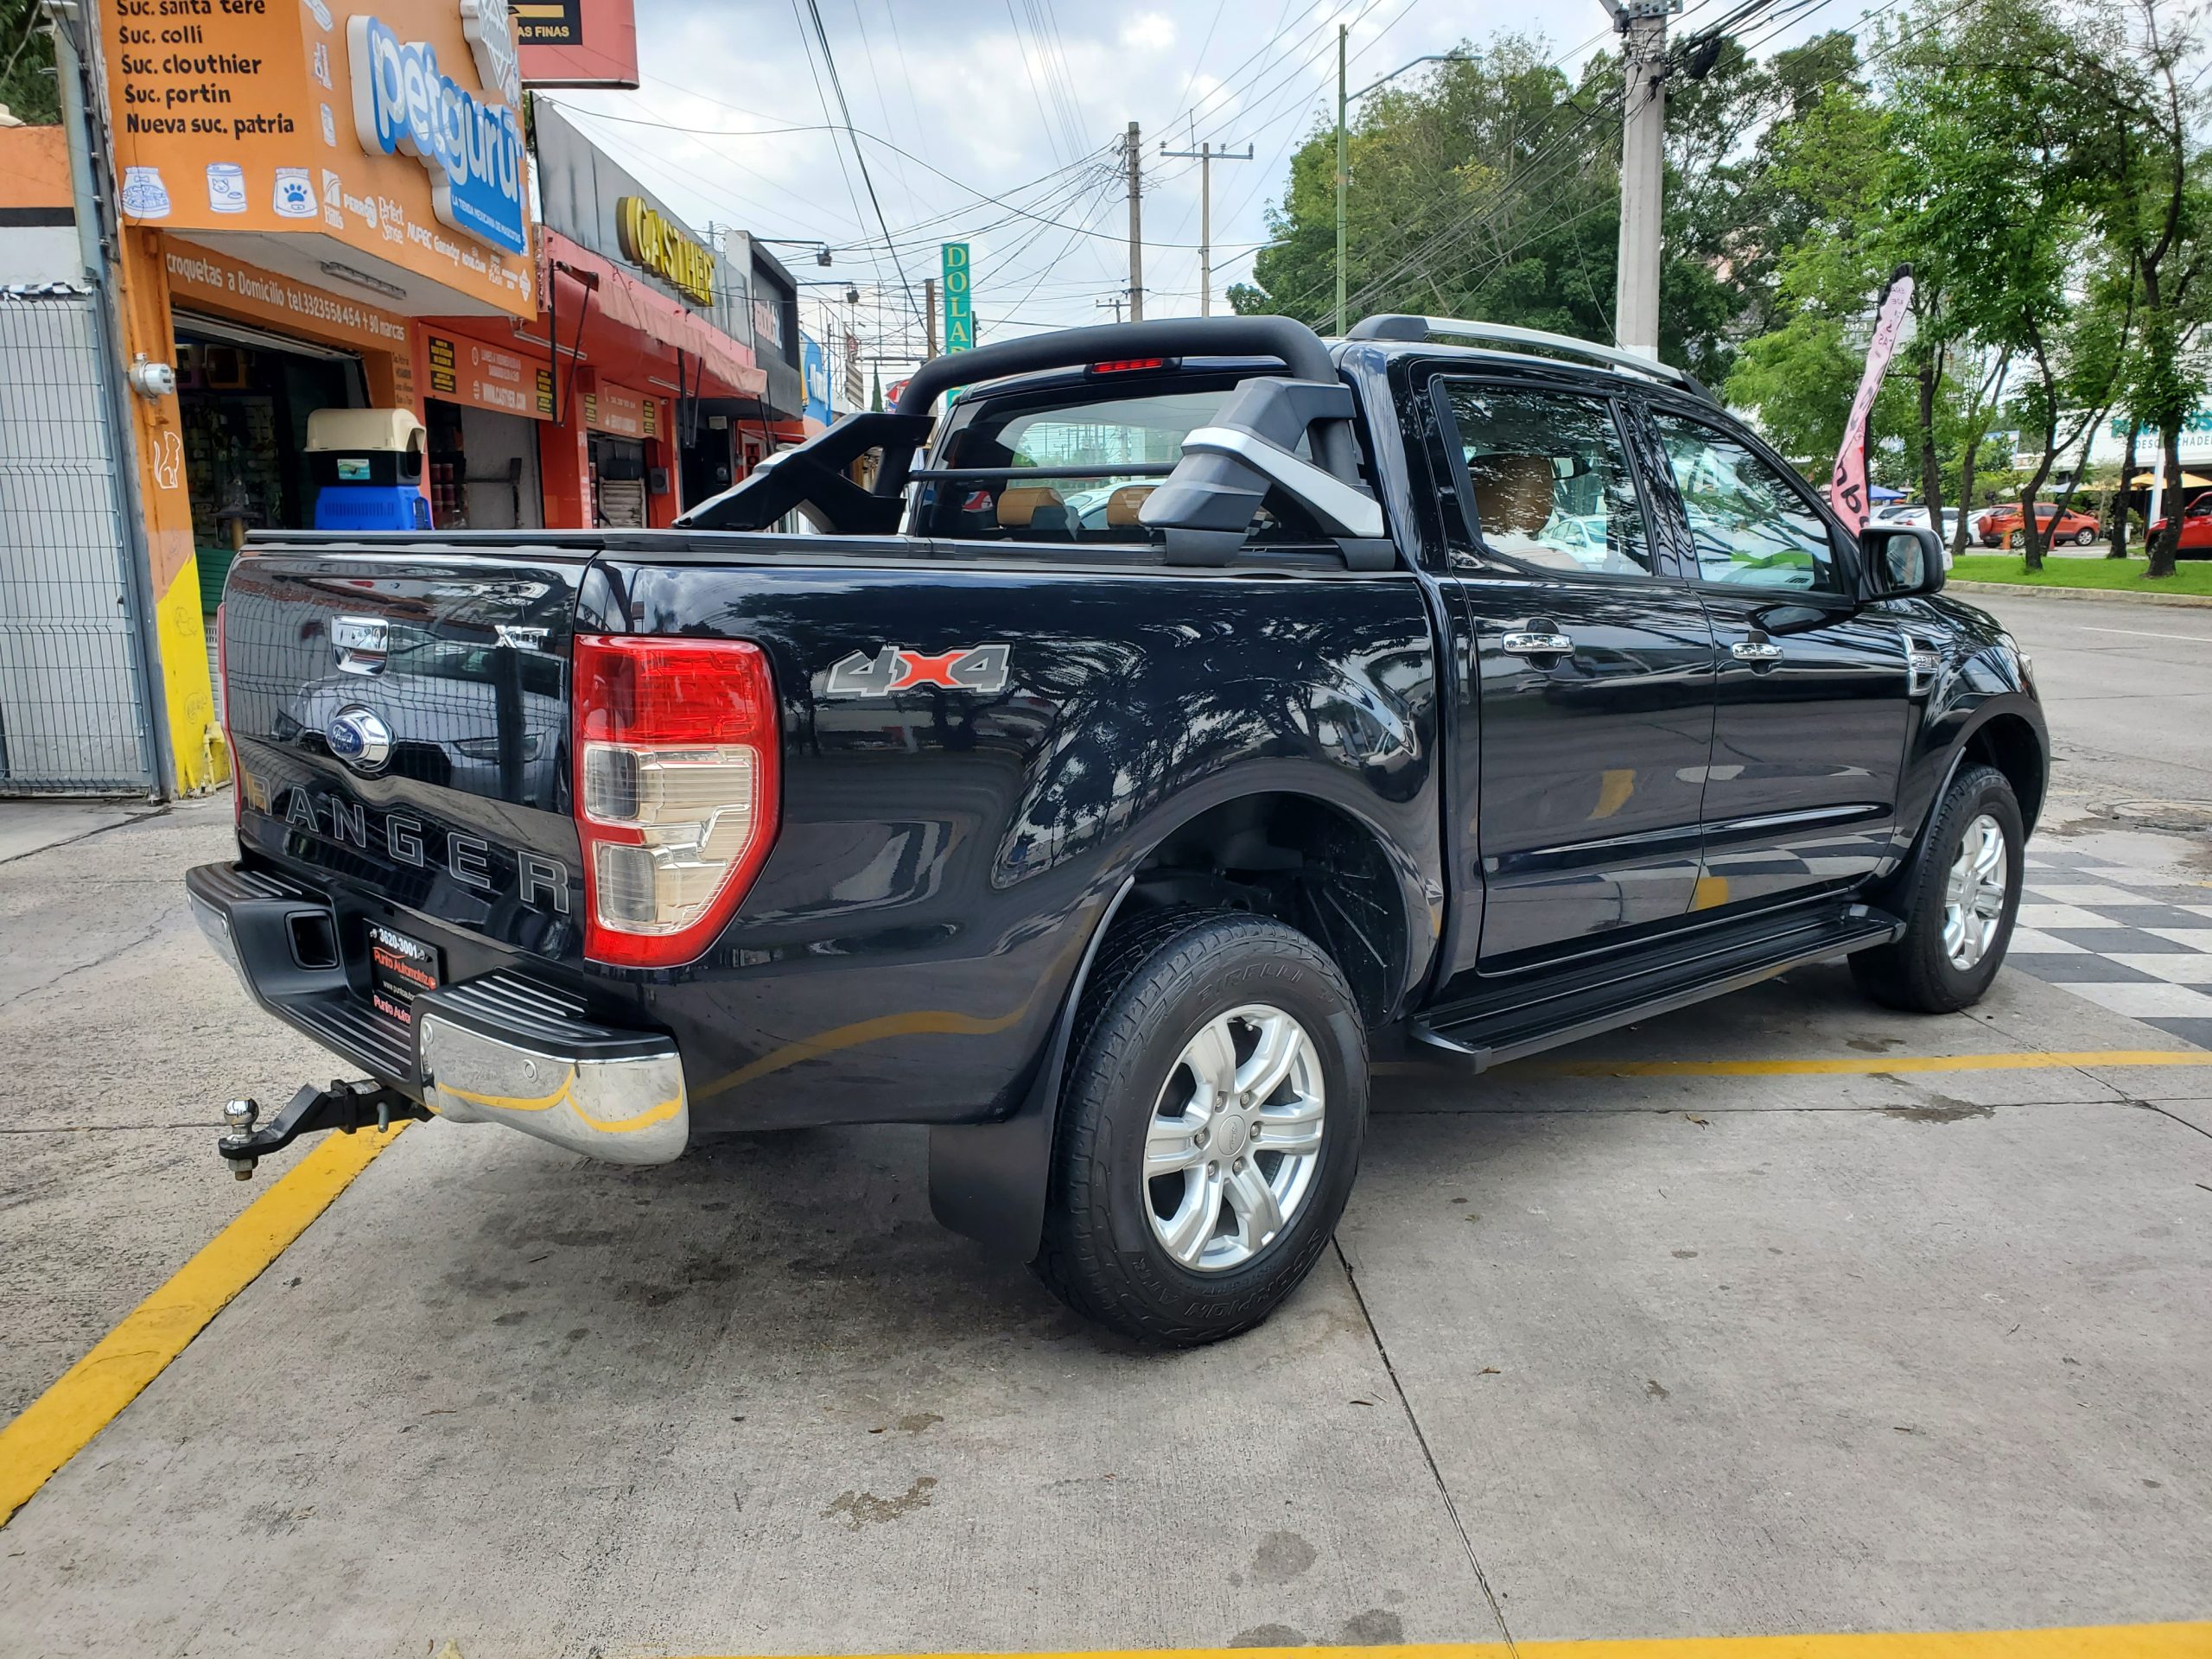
(1732, 639, 1783, 663)
(1502, 631, 1575, 657)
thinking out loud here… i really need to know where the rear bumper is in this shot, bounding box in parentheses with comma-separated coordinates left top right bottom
(186, 861, 690, 1166)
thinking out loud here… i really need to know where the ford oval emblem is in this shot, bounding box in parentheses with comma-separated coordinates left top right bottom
(326, 704, 393, 772)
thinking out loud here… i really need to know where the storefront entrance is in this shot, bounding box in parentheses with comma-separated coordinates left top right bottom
(426, 399, 545, 531)
(589, 434, 649, 529)
(174, 317, 365, 550)
(173, 316, 366, 693)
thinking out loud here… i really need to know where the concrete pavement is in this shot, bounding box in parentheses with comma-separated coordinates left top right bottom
(2, 583, 2210, 1656)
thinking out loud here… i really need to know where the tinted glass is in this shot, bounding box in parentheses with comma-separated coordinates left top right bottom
(928, 381, 1313, 544)
(1653, 411, 1840, 593)
(1439, 383, 1653, 576)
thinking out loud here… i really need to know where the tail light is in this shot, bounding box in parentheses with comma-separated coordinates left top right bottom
(1088, 357, 1173, 374)
(572, 634, 781, 968)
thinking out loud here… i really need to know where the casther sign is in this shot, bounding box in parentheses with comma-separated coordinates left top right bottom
(348, 14, 527, 256)
(615, 196, 715, 308)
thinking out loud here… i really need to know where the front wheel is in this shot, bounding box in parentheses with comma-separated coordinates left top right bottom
(1851, 763, 2024, 1014)
(2075, 528, 2097, 546)
(1033, 912, 1367, 1346)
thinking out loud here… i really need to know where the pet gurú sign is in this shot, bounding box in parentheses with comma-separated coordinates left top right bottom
(348, 12, 527, 256)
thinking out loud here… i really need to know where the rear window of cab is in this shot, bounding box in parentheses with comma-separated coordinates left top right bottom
(918, 374, 1315, 545)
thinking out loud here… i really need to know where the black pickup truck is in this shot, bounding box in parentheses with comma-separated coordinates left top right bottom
(189, 314, 2046, 1344)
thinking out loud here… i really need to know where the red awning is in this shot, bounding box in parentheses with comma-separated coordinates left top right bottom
(540, 229, 765, 400)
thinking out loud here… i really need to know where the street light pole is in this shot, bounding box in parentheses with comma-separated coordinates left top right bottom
(1610, 0, 1675, 359)
(1161, 138, 1253, 316)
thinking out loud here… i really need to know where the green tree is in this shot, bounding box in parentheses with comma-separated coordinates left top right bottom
(1885, 0, 2108, 570)
(2031, 0, 2211, 577)
(1720, 60, 1902, 474)
(1229, 29, 1783, 378)
(1232, 37, 1622, 342)
(1, 0, 58, 125)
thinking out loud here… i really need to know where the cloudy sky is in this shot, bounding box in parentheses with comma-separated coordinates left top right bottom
(544, 0, 1875, 367)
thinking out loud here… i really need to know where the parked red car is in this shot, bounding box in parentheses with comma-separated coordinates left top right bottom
(1976, 504, 2101, 548)
(2147, 497, 2212, 556)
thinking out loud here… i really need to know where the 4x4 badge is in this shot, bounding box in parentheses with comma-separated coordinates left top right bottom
(824, 644, 1009, 698)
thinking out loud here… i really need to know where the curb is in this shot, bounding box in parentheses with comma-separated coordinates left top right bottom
(1949, 579, 2212, 610)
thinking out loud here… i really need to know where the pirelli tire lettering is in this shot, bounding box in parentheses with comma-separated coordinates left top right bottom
(823, 644, 1011, 698)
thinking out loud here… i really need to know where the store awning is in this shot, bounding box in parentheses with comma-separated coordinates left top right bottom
(2130, 470, 2212, 487)
(541, 229, 765, 400)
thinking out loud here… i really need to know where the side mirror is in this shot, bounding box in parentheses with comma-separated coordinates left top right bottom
(1859, 524, 1946, 601)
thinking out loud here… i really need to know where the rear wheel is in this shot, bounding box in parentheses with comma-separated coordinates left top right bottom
(2008, 529, 2025, 549)
(1851, 764, 2024, 1014)
(1033, 912, 1367, 1346)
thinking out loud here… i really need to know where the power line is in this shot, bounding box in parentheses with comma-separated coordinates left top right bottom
(794, 0, 921, 330)
(566, 105, 1182, 250)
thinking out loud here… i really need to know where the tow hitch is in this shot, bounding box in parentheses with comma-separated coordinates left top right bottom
(218, 1079, 434, 1179)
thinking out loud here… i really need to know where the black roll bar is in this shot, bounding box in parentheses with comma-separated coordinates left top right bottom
(880, 316, 1358, 494)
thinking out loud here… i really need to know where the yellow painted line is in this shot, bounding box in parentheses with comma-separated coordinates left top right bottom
(1520, 1050, 2211, 1079)
(0, 1122, 404, 1527)
(673, 1627, 2212, 1659)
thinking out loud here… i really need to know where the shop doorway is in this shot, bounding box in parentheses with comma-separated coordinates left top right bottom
(174, 316, 364, 690)
(680, 412, 734, 507)
(590, 434, 647, 529)
(174, 315, 364, 545)
(426, 400, 544, 531)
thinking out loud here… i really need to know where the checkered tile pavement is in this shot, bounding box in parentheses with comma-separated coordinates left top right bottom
(2007, 848, 2212, 1051)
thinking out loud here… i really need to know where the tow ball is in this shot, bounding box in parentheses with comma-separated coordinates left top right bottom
(219, 1078, 434, 1179)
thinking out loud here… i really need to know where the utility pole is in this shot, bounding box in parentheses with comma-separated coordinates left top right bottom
(1124, 120, 1145, 322)
(1610, 0, 1675, 360)
(1161, 137, 1253, 316)
(924, 276, 938, 357)
(1095, 295, 1125, 325)
(1334, 24, 1348, 336)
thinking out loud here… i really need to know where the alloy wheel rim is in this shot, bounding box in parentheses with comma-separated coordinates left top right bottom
(1942, 812, 2009, 971)
(1143, 1004, 1326, 1273)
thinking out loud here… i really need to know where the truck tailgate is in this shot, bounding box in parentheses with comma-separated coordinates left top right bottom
(222, 543, 590, 966)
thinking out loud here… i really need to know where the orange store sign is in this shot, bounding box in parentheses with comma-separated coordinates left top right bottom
(586, 382, 648, 439)
(425, 332, 552, 420)
(163, 240, 416, 405)
(104, 0, 534, 318)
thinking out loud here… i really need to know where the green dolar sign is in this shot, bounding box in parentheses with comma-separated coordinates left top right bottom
(942, 243, 973, 353)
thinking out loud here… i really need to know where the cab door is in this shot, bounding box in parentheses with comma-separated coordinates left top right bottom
(1426, 375, 1719, 979)
(1637, 404, 1912, 911)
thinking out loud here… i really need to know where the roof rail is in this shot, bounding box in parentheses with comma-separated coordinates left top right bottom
(1345, 315, 1720, 405)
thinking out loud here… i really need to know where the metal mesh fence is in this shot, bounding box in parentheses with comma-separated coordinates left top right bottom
(0, 287, 156, 794)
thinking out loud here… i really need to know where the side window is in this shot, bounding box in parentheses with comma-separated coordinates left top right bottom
(1438, 382, 1654, 577)
(1651, 412, 1842, 594)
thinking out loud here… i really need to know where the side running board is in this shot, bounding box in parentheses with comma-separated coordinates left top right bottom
(1413, 904, 1904, 1071)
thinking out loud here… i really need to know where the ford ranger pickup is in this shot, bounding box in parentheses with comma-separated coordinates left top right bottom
(188, 313, 2047, 1344)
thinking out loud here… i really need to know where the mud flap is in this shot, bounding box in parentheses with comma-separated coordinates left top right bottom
(926, 875, 1135, 1260)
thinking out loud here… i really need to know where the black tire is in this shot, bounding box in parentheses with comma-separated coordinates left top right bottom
(1033, 911, 1367, 1346)
(1851, 763, 2024, 1014)
(2075, 528, 2096, 546)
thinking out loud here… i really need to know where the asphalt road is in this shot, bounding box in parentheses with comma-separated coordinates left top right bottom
(1970, 590, 2212, 812)
(1, 587, 2209, 1657)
